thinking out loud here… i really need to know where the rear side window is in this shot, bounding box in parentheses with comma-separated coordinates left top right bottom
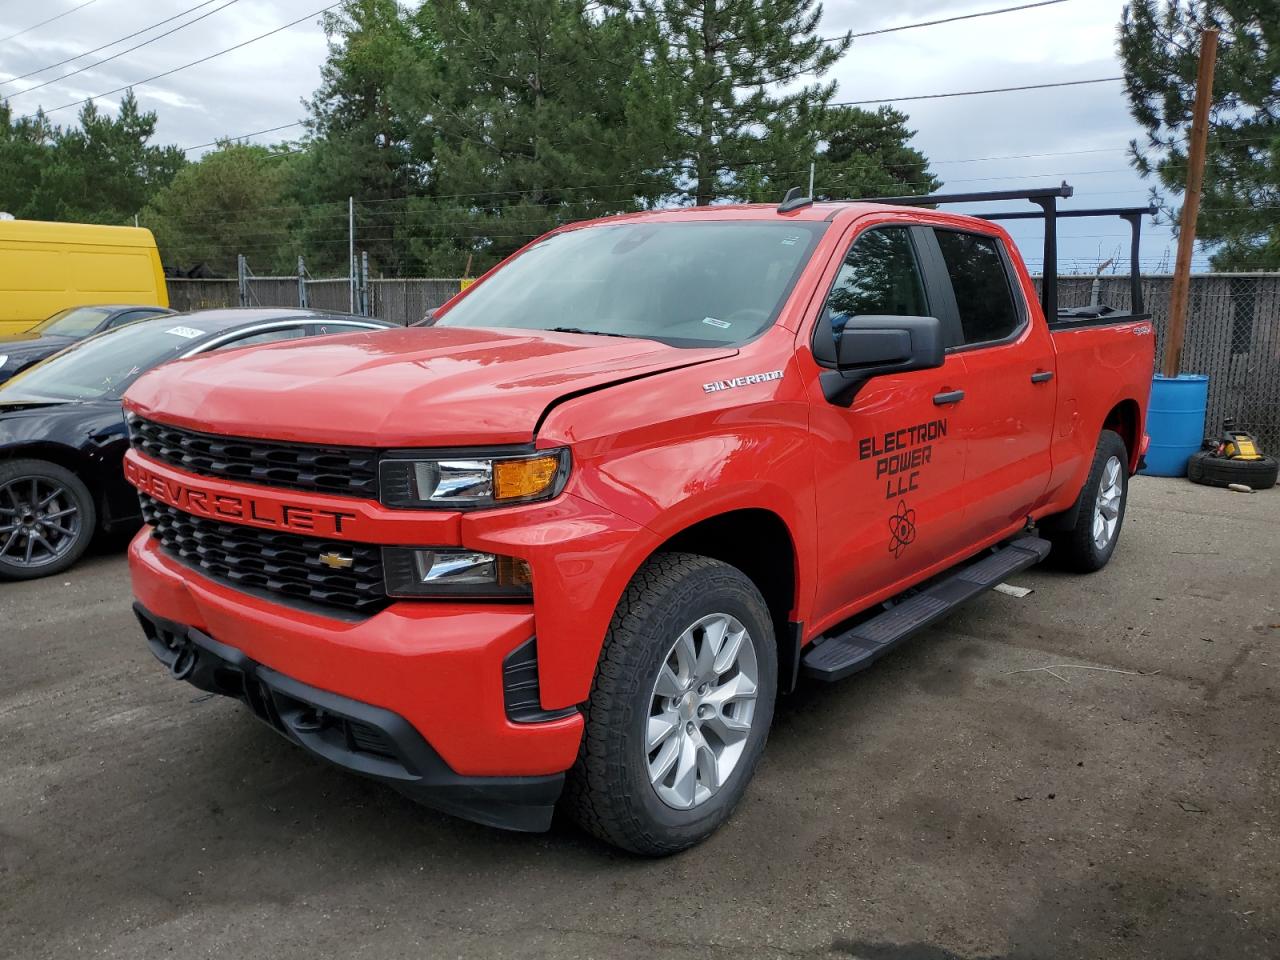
(934, 231, 1021, 345)
(826, 227, 928, 342)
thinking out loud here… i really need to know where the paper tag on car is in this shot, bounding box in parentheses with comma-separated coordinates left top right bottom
(165, 326, 205, 339)
(702, 317, 731, 329)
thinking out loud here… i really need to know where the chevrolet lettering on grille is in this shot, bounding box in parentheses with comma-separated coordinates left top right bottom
(124, 458, 356, 537)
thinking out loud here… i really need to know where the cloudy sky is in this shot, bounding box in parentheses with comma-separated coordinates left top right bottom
(0, 0, 1206, 271)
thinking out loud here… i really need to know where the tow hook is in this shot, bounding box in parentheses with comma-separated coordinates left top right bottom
(169, 643, 198, 681)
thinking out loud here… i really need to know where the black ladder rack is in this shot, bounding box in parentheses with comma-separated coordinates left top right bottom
(856, 183, 1156, 324)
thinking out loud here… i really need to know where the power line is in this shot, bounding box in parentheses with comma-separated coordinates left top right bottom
(834, 76, 1124, 106)
(1, 0, 223, 86)
(7, 0, 243, 100)
(20, 2, 340, 119)
(0, 0, 98, 45)
(181, 121, 305, 153)
(825, 0, 1070, 43)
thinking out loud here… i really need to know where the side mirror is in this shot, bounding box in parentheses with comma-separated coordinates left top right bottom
(812, 313, 944, 407)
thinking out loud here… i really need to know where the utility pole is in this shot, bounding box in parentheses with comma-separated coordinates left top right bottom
(297, 255, 308, 309)
(237, 255, 249, 307)
(348, 196, 355, 313)
(1162, 27, 1218, 378)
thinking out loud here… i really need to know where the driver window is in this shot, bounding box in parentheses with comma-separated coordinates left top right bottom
(826, 228, 928, 342)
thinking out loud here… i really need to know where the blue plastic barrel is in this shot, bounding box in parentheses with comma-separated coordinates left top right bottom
(1142, 374, 1209, 477)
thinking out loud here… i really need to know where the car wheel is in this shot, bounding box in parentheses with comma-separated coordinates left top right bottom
(566, 552, 777, 855)
(1048, 430, 1129, 573)
(0, 459, 97, 581)
(1187, 450, 1278, 490)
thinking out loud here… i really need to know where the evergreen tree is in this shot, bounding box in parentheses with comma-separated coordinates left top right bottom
(290, 0, 437, 274)
(0, 104, 55, 219)
(740, 105, 941, 202)
(392, 0, 670, 272)
(33, 93, 185, 225)
(1120, 0, 1279, 269)
(639, 0, 852, 204)
(141, 143, 299, 276)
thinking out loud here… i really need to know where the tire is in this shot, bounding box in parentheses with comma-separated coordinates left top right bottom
(566, 552, 778, 856)
(1047, 430, 1129, 573)
(0, 459, 97, 581)
(1187, 450, 1278, 490)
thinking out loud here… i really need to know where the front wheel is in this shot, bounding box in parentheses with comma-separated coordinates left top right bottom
(0, 459, 97, 581)
(1048, 430, 1129, 572)
(567, 553, 777, 855)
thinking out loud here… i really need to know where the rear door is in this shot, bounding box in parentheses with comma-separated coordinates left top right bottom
(807, 223, 970, 626)
(924, 227, 1056, 539)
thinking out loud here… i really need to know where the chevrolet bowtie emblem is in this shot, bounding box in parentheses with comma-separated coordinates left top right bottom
(318, 552, 354, 570)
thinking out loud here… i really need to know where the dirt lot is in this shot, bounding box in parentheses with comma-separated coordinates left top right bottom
(1, 476, 1276, 960)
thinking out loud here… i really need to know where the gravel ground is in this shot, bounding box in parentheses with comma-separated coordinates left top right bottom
(1, 476, 1276, 960)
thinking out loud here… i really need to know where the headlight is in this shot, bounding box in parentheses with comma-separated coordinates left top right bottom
(379, 448, 569, 508)
(382, 547, 532, 598)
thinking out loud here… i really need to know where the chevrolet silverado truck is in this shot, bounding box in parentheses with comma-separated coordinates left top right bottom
(122, 184, 1156, 855)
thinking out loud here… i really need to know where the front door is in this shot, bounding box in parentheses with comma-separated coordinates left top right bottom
(807, 224, 970, 630)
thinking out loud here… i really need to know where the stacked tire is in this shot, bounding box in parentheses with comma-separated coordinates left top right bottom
(1187, 451, 1279, 490)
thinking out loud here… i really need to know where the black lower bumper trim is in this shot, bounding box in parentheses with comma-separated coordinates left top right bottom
(133, 602, 564, 832)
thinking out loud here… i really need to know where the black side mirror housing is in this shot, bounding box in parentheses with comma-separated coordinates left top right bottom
(812, 313, 945, 407)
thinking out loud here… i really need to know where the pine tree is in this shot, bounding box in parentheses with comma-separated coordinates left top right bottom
(0, 105, 55, 219)
(639, 0, 852, 204)
(1120, 0, 1279, 269)
(391, 0, 670, 273)
(291, 0, 437, 274)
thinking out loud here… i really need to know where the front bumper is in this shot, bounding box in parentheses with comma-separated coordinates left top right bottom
(134, 601, 565, 832)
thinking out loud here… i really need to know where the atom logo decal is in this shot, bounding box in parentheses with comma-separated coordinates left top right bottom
(887, 500, 917, 559)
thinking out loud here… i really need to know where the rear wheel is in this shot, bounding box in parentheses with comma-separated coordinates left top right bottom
(567, 553, 777, 855)
(1048, 430, 1130, 572)
(0, 459, 96, 581)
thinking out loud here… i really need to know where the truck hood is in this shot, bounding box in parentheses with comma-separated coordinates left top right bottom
(124, 326, 735, 447)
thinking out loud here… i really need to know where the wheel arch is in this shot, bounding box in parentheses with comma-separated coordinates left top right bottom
(0, 443, 104, 529)
(650, 507, 803, 693)
(1102, 397, 1143, 472)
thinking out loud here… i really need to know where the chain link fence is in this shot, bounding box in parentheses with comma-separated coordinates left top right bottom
(168, 272, 1280, 450)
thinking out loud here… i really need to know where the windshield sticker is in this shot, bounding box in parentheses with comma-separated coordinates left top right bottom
(702, 317, 732, 329)
(781, 234, 801, 246)
(165, 326, 205, 339)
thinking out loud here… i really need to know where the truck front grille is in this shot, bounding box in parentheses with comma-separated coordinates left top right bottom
(139, 494, 387, 615)
(129, 417, 379, 499)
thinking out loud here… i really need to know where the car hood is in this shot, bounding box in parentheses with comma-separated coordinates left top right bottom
(0, 333, 75, 358)
(124, 326, 736, 447)
(0, 400, 124, 449)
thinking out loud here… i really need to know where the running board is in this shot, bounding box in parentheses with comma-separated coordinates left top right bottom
(801, 537, 1051, 682)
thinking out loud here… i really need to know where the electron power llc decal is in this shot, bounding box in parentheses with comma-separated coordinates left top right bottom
(857, 418, 948, 558)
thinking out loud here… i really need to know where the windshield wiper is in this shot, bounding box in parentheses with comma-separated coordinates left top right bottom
(546, 326, 638, 340)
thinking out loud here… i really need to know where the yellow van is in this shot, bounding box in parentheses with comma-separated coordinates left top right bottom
(0, 219, 168, 336)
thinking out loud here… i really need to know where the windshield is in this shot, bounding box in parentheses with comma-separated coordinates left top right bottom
(34, 306, 113, 338)
(0, 320, 205, 402)
(437, 220, 826, 347)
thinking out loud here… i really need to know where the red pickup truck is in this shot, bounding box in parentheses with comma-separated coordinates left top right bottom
(123, 185, 1155, 854)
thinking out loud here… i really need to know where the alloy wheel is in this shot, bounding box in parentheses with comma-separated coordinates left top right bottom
(0, 476, 82, 568)
(645, 612, 758, 810)
(1092, 455, 1123, 550)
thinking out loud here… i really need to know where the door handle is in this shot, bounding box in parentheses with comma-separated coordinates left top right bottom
(1030, 370, 1055, 383)
(933, 389, 965, 406)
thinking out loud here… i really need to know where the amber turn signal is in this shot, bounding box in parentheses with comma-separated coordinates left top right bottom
(494, 455, 561, 501)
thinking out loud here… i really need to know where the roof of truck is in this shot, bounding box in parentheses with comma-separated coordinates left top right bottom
(561, 201, 997, 232)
